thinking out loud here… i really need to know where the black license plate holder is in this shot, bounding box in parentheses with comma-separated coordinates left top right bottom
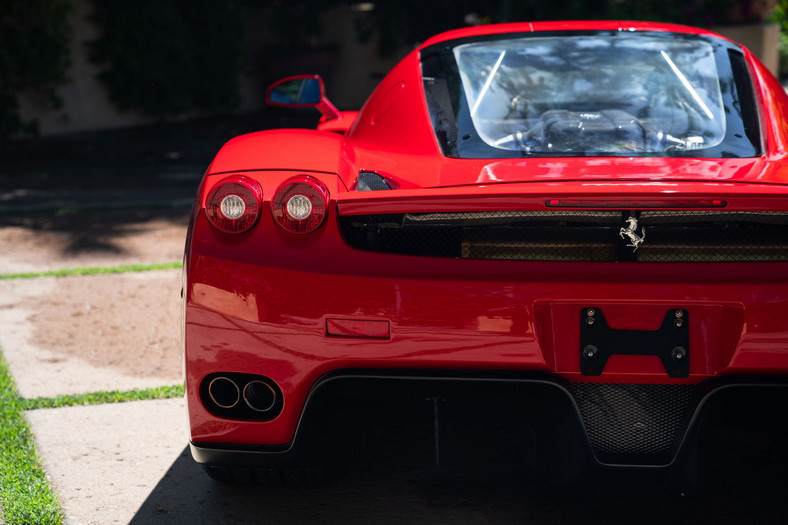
(580, 307, 689, 378)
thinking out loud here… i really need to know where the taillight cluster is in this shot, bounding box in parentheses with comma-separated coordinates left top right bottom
(205, 176, 263, 233)
(205, 174, 329, 235)
(271, 175, 329, 234)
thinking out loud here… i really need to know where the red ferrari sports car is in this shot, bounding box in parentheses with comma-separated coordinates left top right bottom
(184, 20, 788, 483)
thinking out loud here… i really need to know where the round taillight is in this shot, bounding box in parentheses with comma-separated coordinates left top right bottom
(271, 176, 329, 234)
(205, 176, 263, 233)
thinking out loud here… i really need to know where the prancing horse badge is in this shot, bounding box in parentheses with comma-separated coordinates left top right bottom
(619, 215, 646, 251)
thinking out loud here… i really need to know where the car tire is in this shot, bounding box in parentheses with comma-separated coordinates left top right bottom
(201, 464, 332, 486)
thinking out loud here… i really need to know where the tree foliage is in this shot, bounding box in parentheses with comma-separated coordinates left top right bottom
(354, 0, 604, 57)
(355, 0, 777, 57)
(3, 0, 783, 138)
(88, 0, 246, 118)
(0, 0, 72, 140)
(607, 0, 776, 26)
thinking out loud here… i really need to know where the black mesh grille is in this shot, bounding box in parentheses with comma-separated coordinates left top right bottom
(338, 211, 788, 262)
(570, 383, 697, 465)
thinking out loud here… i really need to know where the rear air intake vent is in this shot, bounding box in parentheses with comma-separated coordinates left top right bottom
(338, 210, 788, 262)
(570, 383, 698, 465)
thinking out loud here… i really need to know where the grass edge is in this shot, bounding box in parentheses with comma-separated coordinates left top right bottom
(22, 384, 185, 410)
(0, 348, 64, 525)
(0, 262, 181, 281)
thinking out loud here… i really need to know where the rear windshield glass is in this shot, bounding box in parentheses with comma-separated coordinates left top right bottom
(422, 32, 761, 159)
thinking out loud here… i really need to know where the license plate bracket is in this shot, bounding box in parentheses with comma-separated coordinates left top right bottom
(580, 307, 689, 378)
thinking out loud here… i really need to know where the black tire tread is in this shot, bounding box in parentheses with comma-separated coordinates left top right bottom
(201, 464, 332, 486)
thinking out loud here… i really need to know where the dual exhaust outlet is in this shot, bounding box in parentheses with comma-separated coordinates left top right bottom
(202, 373, 282, 420)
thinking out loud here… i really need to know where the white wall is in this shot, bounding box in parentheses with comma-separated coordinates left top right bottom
(17, 0, 275, 136)
(714, 23, 780, 77)
(18, 0, 152, 136)
(320, 5, 408, 110)
(15, 2, 407, 137)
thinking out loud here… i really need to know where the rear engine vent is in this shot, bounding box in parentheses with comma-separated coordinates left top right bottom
(570, 383, 698, 465)
(338, 210, 788, 262)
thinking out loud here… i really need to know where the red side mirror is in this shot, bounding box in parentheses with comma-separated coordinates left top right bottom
(266, 75, 341, 121)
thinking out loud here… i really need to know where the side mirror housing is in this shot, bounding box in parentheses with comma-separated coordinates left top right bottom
(266, 75, 341, 121)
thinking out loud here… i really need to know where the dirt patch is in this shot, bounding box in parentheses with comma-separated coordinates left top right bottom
(0, 271, 182, 398)
(21, 271, 182, 379)
(0, 206, 188, 397)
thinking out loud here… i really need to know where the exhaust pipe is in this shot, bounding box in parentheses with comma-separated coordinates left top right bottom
(202, 373, 282, 419)
(243, 380, 277, 413)
(208, 376, 240, 409)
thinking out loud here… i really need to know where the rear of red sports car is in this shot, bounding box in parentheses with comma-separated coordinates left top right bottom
(184, 21, 788, 480)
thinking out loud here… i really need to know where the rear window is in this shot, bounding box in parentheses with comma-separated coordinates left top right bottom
(422, 31, 761, 159)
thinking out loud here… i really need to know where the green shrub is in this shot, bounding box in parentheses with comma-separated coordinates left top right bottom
(0, 0, 72, 140)
(773, 0, 788, 79)
(88, 0, 245, 118)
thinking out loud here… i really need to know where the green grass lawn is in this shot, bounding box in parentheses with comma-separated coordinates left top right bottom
(0, 349, 184, 525)
(0, 260, 184, 524)
(0, 352, 64, 525)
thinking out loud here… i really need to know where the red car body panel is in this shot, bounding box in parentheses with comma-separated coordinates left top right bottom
(185, 21, 788, 468)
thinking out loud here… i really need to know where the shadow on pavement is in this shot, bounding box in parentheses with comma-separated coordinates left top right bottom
(129, 424, 788, 525)
(0, 110, 320, 211)
(130, 445, 541, 525)
(0, 112, 323, 260)
(0, 207, 191, 258)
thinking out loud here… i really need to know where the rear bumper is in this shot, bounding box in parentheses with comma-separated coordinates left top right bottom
(184, 232, 788, 465)
(189, 370, 788, 468)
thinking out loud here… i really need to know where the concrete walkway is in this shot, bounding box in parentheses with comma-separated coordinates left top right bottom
(25, 399, 188, 524)
(0, 144, 202, 523)
(0, 225, 191, 523)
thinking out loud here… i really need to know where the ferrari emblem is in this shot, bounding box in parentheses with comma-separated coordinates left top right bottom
(619, 216, 646, 251)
